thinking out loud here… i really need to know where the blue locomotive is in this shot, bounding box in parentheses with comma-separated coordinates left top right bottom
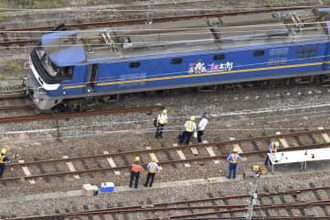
(27, 8, 330, 110)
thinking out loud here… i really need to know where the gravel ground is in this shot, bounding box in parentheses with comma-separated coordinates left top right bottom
(0, 0, 330, 218)
(0, 84, 330, 196)
(1, 170, 329, 218)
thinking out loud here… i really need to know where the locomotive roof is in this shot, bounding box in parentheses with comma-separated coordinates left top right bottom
(41, 8, 330, 67)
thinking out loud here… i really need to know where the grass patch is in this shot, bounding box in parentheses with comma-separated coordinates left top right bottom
(4, 61, 23, 74)
(266, 0, 278, 7)
(312, 134, 324, 144)
(0, 75, 8, 81)
(0, 13, 6, 22)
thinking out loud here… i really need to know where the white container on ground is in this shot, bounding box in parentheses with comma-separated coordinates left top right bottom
(101, 182, 115, 192)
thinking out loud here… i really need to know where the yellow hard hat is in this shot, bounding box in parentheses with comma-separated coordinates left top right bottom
(135, 156, 140, 162)
(233, 148, 238, 153)
(275, 142, 279, 147)
(151, 157, 157, 162)
(1, 148, 6, 154)
(163, 109, 167, 114)
(190, 116, 195, 121)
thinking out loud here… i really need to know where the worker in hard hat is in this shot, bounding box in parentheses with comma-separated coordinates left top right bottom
(179, 116, 197, 145)
(227, 148, 242, 179)
(155, 109, 168, 139)
(265, 141, 280, 166)
(197, 113, 209, 143)
(144, 157, 160, 187)
(129, 156, 144, 188)
(0, 148, 10, 178)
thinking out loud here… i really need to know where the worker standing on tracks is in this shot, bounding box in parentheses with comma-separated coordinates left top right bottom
(265, 141, 280, 166)
(129, 157, 144, 188)
(197, 113, 209, 143)
(0, 148, 9, 178)
(155, 109, 168, 139)
(227, 148, 242, 179)
(179, 116, 197, 145)
(144, 157, 160, 187)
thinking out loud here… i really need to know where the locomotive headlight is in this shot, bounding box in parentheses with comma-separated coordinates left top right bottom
(34, 98, 40, 104)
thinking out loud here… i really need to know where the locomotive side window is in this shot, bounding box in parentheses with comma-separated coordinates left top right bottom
(296, 45, 318, 59)
(253, 50, 265, 57)
(129, 62, 140, 68)
(214, 54, 225, 60)
(171, 58, 183, 65)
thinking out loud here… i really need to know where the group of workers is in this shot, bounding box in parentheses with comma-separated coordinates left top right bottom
(0, 108, 281, 186)
(129, 156, 160, 188)
(155, 109, 209, 145)
(129, 141, 280, 186)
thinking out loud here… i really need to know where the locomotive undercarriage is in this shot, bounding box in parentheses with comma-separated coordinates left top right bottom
(26, 70, 330, 112)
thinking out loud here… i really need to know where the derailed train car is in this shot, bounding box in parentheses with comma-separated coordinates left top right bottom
(27, 8, 330, 110)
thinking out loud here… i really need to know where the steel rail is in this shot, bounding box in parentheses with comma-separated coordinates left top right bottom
(2, 141, 330, 182)
(2, 5, 327, 31)
(6, 128, 330, 167)
(3, 185, 330, 219)
(0, 5, 328, 47)
(0, 105, 162, 123)
(6, 191, 330, 219)
(0, 104, 34, 111)
(0, 93, 27, 99)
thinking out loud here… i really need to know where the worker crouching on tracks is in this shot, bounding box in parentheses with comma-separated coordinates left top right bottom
(265, 141, 279, 166)
(144, 157, 160, 187)
(179, 116, 197, 145)
(155, 109, 168, 139)
(129, 157, 144, 188)
(0, 148, 9, 178)
(227, 148, 242, 179)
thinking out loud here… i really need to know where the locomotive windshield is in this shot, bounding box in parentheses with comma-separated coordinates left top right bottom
(35, 47, 73, 78)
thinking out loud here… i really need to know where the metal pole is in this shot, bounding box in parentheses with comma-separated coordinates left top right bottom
(147, 0, 155, 25)
(245, 173, 260, 220)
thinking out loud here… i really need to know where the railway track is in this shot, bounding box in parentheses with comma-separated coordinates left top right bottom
(2, 128, 330, 184)
(0, 105, 162, 123)
(0, 5, 328, 47)
(0, 92, 34, 111)
(3, 184, 330, 219)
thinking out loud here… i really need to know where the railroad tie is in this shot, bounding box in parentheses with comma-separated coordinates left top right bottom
(276, 132, 290, 148)
(229, 137, 247, 161)
(62, 156, 80, 179)
(204, 140, 220, 164)
(318, 127, 330, 143)
(145, 147, 162, 170)
(103, 151, 121, 175)
(173, 143, 190, 168)
(18, 160, 36, 184)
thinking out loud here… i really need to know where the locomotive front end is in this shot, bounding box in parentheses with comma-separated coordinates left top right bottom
(27, 47, 63, 110)
(27, 32, 79, 111)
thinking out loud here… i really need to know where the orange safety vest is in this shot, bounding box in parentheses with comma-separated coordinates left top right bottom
(230, 154, 238, 163)
(270, 142, 278, 153)
(132, 163, 142, 173)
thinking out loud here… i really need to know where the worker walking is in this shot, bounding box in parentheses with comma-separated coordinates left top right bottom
(144, 157, 160, 187)
(155, 109, 168, 139)
(0, 148, 9, 178)
(265, 141, 279, 166)
(179, 116, 197, 145)
(197, 113, 209, 143)
(129, 157, 144, 188)
(227, 148, 242, 179)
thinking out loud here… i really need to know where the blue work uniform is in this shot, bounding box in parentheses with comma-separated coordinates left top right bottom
(144, 161, 159, 187)
(227, 153, 242, 179)
(0, 154, 9, 177)
(265, 142, 279, 166)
